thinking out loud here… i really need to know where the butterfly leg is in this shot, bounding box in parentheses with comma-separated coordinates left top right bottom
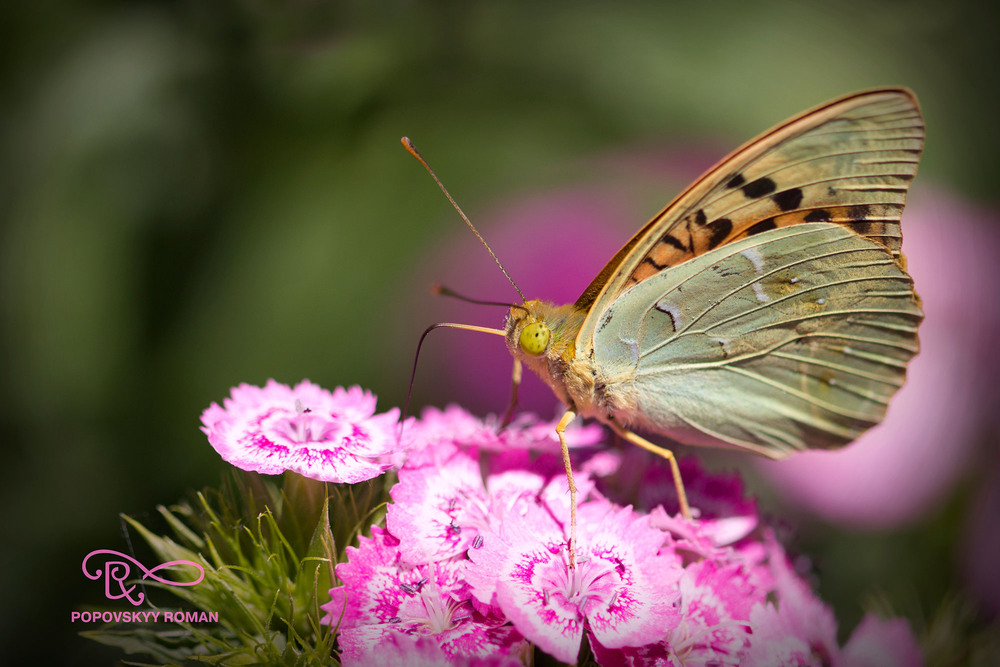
(555, 409, 578, 569)
(612, 426, 692, 520)
(500, 359, 522, 428)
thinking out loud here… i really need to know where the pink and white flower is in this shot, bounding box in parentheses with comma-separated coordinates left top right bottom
(467, 500, 681, 664)
(321, 527, 526, 665)
(200, 380, 400, 483)
(387, 442, 500, 564)
(740, 537, 840, 666)
(342, 633, 525, 667)
(387, 439, 597, 565)
(403, 404, 603, 462)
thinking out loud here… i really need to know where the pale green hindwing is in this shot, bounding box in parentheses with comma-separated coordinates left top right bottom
(592, 222, 922, 459)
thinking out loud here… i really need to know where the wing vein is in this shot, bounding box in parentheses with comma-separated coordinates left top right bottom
(722, 366, 883, 422)
(768, 350, 903, 386)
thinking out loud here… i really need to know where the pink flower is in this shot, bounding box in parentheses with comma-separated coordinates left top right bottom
(387, 442, 499, 564)
(742, 537, 840, 665)
(467, 500, 681, 664)
(200, 380, 400, 483)
(603, 452, 760, 547)
(387, 435, 598, 565)
(674, 561, 756, 660)
(738, 535, 923, 667)
(741, 601, 818, 666)
(321, 527, 527, 664)
(404, 404, 603, 462)
(340, 633, 525, 667)
(592, 558, 762, 667)
(592, 512, 771, 667)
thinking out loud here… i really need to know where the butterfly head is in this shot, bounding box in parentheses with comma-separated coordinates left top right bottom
(504, 299, 591, 410)
(505, 300, 550, 357)
(506, 299, 586, 362)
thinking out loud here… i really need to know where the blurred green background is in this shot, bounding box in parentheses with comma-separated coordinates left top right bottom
(2, 0, 998, 664)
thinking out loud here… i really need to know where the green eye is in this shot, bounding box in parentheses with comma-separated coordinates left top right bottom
(519, 321, 550, 356)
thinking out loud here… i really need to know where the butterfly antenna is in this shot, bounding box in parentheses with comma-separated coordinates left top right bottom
(402, 137, 527, 304)
(431, 283, 530, 314)
(399, 321, 507, 444)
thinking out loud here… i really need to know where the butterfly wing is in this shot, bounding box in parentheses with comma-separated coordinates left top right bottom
(575, 88, 923, 356)
(591, 223, 922, 458)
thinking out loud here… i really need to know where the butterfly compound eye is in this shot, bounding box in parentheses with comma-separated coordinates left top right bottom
(519, 321, 550, 356)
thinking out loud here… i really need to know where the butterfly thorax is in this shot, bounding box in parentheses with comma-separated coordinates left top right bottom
(504, 300, 602, 414)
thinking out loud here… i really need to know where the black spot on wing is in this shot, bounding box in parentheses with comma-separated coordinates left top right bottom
(742, 177, 776, 199)
(641, 256, 668, 271)
(846, 205, 874, 234)
(711, 263, 740, 278)
(745, 219, 777, 236)
(804, 209, 831, 222)
(661, 234, 687, 252)
(707, 218, 732, 249)
(848, 204, 871, 220)
(726, 173, 746, 189)
(853, 220, 874, 234)
(772, 187, 803, 212)
(695, 209, 707, 226)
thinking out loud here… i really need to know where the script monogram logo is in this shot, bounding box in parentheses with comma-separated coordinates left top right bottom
(82, 550, 205, 606)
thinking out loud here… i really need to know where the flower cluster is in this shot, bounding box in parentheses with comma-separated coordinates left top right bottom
(201, 380, 924, 666)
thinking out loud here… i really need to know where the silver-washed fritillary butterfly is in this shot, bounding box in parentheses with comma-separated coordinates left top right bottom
(408, 88, 923, 562)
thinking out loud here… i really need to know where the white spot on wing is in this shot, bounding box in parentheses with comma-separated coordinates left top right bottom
(655, 299, 683, 329)
(618, 333, 640, 365)
(740, 247, 766, 273)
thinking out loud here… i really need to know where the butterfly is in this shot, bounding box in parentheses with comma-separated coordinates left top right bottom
(407, 87, 923, 562)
